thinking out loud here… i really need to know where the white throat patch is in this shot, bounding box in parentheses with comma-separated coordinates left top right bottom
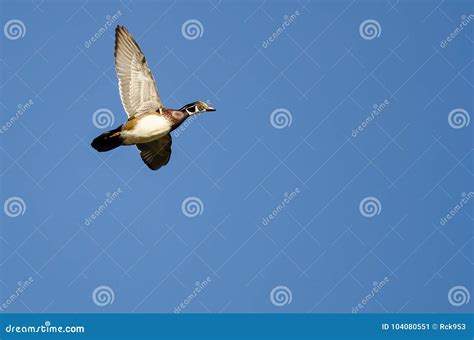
(187, 107, 200, 115)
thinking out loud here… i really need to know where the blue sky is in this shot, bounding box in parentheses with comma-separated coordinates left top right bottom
(0, 0, 472, 313)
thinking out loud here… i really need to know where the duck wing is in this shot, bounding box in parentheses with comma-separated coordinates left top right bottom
(136, 134, 172, 170)
(114, 25, 163, 118)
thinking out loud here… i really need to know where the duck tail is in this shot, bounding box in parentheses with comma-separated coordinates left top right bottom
(91, 126, 124, 152)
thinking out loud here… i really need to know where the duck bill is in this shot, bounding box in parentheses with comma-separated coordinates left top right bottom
(206, 106, 216, 112)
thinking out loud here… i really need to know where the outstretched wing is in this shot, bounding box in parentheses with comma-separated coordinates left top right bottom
(136, 134, 172, 170)
(114, 25, 163, 118)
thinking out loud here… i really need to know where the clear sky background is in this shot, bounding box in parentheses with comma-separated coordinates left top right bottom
(0, 0, 472, 313)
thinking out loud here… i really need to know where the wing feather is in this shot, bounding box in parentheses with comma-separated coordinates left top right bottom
(136, 134, 172, 170)
(114, 26, 163, 118)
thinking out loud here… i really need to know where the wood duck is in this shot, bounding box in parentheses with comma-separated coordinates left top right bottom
(91, 25, 216, 170)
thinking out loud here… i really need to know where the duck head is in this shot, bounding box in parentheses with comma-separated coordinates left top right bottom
(180, 101, 216, 115)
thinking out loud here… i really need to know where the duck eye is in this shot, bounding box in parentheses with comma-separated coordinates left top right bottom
(198, 105, 205, 111)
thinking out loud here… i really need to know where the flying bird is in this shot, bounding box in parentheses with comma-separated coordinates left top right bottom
(91, 25, 216, 170)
